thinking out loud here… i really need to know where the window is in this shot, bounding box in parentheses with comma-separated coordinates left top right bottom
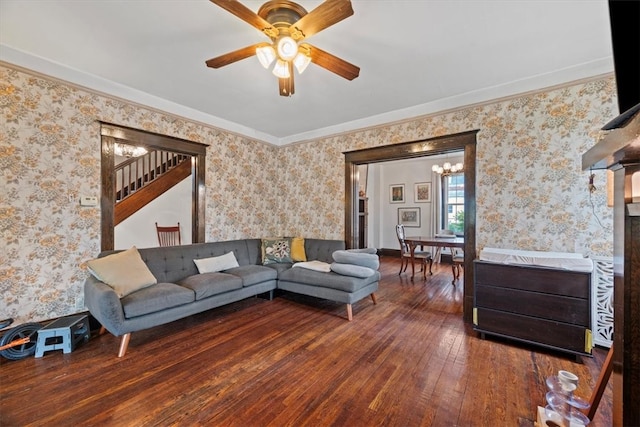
(442, 173, 464, 235)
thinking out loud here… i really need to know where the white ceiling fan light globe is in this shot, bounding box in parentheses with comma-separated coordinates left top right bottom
(272, 59, 290, 78)
(256, 45, 276, 69)
(293, 52, 311, 74)
(277, 36, 298, 61)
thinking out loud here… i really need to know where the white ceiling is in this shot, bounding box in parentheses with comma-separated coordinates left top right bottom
(0, 0, 614, 146)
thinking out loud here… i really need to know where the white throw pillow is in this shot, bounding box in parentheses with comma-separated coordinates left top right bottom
(194, 251, 239, 273)
(86, 246, 157, 298)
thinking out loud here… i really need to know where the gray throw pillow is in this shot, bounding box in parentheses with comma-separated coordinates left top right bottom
(330, 263, 375, 278)
(347, 248, 377, 254)
(332, 250, 380, 270)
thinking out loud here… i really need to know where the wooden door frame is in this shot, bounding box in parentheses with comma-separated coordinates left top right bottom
(100, 122, 207, 251)
(343, 130, 478, 322)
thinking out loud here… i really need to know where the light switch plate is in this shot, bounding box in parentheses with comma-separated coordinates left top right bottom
(80, 196, 98, 206)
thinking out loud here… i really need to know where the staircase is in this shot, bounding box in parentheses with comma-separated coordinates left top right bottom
(114, 149, 192, 225)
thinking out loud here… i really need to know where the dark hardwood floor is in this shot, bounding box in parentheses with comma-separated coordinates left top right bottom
(0, 256, 612, 426)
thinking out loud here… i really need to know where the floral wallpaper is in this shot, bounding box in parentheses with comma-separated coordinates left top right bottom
(281, 79, 616, 255)
(0, 63, 617, 325)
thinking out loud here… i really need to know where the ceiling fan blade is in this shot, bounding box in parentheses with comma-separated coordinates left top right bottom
(288, 0, 353, 40)
(209, 0, 278, 38)
(205, 43, 269, 68)
(302, 43, 360, 81)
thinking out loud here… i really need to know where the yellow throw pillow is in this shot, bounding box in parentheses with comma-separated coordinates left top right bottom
(86, 246, 157, 298)
(291, 237, 307, 262)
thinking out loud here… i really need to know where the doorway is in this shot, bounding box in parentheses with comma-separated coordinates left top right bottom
(99, 122, 207, 251)
(343, 130, 478, 322)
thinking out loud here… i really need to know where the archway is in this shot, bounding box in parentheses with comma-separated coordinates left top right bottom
(99, 122, 207, 251)
(343, 130, 478, 322)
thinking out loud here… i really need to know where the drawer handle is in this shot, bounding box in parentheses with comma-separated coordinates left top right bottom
(585, 329, 593, 353)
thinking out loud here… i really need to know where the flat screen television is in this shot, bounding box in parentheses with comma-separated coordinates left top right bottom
(608, 1, 640, 115)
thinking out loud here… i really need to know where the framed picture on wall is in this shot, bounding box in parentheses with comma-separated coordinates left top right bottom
(390, 184, 405, 203)
(398, 207, 421, 227)
(414, 182, 432, 203)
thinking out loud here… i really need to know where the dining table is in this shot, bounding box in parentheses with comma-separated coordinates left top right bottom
(404, 235, 465, 279)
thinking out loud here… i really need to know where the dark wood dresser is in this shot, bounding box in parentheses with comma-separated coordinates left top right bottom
(473, 260, 592, 358)
(582, 101, 640, 424)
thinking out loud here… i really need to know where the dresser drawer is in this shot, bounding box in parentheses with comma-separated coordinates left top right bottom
(475, 284, 590, 326)
(474, 308, 590, 355)
(475, 261, 590, 298)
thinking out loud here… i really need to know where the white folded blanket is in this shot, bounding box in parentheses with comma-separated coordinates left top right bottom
(479, 247, 594, 272)
(292, 260, 332, 273)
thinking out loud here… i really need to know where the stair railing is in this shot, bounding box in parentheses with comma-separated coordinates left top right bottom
(115, 149, 190, 203)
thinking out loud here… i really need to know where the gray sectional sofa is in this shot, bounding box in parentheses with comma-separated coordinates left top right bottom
(84, 238, 379, 357)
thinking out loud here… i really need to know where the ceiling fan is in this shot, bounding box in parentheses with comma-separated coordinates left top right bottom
(205, 0, 360, 97)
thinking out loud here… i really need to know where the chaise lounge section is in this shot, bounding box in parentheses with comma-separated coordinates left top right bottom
(84, 238, 379, 357)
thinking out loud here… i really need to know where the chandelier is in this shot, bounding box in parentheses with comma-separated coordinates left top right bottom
(114, 143, 147, 158)
(432, 161, 464, 176)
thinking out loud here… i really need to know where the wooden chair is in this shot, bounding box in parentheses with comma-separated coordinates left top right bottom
(396, 224, 433, 279)
(433, 229, 455, 262)
(451, 248, 464, 282)
(155, 222, 181, 247)
(585, 345, 614, 421)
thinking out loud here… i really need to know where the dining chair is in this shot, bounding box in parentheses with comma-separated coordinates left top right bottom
(434, 228, 455, 262)
(155, 222, 181, 247)
(395, 224, 433, 279)
(451, 248, 464, 282)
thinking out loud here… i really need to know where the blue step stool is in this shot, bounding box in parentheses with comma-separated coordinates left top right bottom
(35, 314, 90, 358)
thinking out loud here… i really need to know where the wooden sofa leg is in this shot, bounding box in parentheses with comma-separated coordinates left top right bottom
(118, 333, 131, 357)
(370, 293, 377, 305)
(99, 326, 106, 335)
(346, 304, 353, 321)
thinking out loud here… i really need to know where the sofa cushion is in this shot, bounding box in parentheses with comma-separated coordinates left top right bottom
(87, 246, 157, 298)
(193, 251, 239, 273)
(278, 267, 380, 293)
(332, 250, 380, 270)
(178, 273, 243, 300)
(290, 237, 307, 262)
(263, 262, 294, 275)
(330, 263, 376, 278)
(121, 282, 194, 318)
(304, 239, 346, 263)
(261, 238, 293, 264)
(225, 265, 278, 287)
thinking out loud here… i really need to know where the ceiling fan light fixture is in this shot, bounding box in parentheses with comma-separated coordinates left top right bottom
(277, 36, 298, 61)
(293, 52, 311, 74)
(206, 0, 360, 97)
(272, 59, 290, 78)
(256, 45, 276, 68)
